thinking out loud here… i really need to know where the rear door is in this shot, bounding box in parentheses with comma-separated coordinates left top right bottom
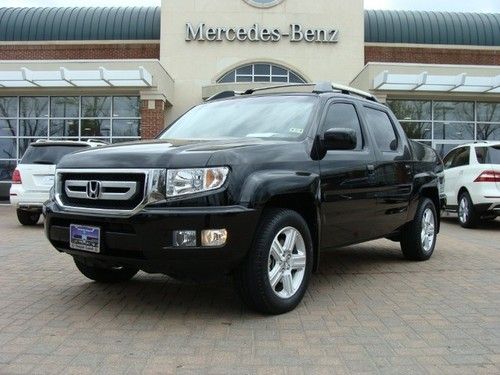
(319, 100, 379, 248)
(362, 105, 414, 236)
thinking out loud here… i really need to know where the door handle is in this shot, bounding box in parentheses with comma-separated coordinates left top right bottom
(404, 164, 412, 175)
(367, 164, 375, 173)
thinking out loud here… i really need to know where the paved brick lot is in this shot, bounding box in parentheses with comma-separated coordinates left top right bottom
(0, 205, 499, 374)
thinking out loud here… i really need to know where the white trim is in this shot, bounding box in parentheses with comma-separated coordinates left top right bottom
(0, 40, 160, 46)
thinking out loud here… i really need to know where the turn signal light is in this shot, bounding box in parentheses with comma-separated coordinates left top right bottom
(12, 168, 21, 184)
(474, 170, 500, 183)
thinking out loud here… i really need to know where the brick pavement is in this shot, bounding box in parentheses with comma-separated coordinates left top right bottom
(0, 205, 499, 374)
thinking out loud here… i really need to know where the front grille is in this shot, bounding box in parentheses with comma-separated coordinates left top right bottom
(59, 172, 146, 210)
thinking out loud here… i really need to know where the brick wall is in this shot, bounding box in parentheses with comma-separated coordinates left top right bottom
(141, 100, 166, 139)
(365, 45, 499, 66)
(0, 43, 160, 60)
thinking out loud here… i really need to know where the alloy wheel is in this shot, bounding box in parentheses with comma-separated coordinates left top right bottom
(420, 207, 435, 252)
(267, 226, 306, 299)
(458, 196, 469, 223)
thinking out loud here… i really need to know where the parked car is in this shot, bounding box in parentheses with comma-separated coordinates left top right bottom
(443, 141, 500, 228)
(10, 139, 107, 225)
(43, 83, 444, 314)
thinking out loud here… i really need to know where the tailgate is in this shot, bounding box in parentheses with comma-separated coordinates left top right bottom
(18, 164, 55, 192)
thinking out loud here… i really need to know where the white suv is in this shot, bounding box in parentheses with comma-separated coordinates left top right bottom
(443, 141, 500, 228)
(10, 140, 107, 225)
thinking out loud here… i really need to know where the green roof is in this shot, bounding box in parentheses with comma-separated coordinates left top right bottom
(0, 7, 498, 47)
(365, 10, 500, 46)
(0, 7, 160, 41)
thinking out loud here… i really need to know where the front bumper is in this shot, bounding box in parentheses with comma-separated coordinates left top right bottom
(44, 200, 261, 275)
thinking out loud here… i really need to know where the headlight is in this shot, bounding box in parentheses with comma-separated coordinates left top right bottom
(166, 167, 229, 198)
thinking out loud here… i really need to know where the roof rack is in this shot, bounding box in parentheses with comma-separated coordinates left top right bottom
(206, 82, 379, 102)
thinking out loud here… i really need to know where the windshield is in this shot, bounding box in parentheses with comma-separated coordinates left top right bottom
(160, 95, 317, 140)
(475, 145, 500, 164)
(20, 145, 88, 165)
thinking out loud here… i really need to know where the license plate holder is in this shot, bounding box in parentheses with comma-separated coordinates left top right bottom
(69, 224, 101, 253)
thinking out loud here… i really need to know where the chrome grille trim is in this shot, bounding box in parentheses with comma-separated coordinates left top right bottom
(64, 180, 138, 200)
(54, 168, 166, 217)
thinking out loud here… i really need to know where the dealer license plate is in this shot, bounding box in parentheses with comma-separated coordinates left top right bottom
(69, 224, 101, 253)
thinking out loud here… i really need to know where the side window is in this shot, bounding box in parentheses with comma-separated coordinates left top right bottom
(322, 103, 364, 150)
(451, 147, 470, 168)
(364, 107, 398, 152)
(475, 147, 487, 164)
(443, 149, 458, 169)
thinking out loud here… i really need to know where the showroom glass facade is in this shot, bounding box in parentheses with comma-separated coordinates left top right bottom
(0, 95, 140, 185)
(387, 100, 500, 157)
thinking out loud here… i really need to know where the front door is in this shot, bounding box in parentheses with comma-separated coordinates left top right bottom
(319, 101, 379, 248)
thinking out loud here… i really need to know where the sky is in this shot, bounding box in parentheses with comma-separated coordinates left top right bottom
(0, 0, 499, 13)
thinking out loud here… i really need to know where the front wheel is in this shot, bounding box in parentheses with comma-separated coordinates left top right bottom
(16, 209, 40, 226)
(400, 198, 437, 261)
(234, 208, 313, 315)
(74, 258, 138, 283)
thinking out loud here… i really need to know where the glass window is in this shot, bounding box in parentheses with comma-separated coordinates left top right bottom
(477, 102, 500, 123)
(0, 138, 16, 159)
(162, 96, 317, 140)
(451, 147, 470, 168)
(82, 97, 111, 117)
(112, 138, 139, 144)
(19, 119, 48, 137)
(81, 119, 110, 137)
(475, 145, 500, 164)
(113, 97, 140, 118)
(0, 160, 15, 182)
(0, 97, 18, 118)
(387, 100, 431, 121)
(0, 119, 17, 136)
(218, 63, 306, 84)
(322, 103, 363, 150)
(20, 97, 49, 118)
(50, 119, 79, 137)
(433, 122, 474, 140)
(400, 122, 432, 139)
(18, 138, 43, 159)
(51, 97, 79, 118)
(20, 144, 88, 165)
(443, 148, 459, 168)
(433, 101, 474, 122)
(476, 123, 500, 141)
(364, 107, 398, 152)
(113, 119, 140, 137)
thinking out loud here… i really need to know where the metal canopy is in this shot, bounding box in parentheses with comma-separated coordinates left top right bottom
(374, 71, 500, 94)
(0, 66, 153, 88)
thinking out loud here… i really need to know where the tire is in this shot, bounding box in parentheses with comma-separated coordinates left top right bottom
(16, 209, 40, 226)
(74, 258, 138, 283)
(400, 198, 437, 261)
(457, 191, 479, 228)
(234, 208, 313, 315)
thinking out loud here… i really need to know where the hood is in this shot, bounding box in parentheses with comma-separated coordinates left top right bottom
(56, 138, 294, 169)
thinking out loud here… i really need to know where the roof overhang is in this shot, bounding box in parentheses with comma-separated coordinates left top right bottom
(0, 66, 153, 88)
(351, 62, 500, 98)
(0, 59, 174, 104)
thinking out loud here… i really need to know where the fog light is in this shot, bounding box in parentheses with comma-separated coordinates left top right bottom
(201, 229, 227, 247)
(173, 230, 196, 247)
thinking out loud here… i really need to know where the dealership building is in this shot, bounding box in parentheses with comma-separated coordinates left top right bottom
(0, 0, 499, 198)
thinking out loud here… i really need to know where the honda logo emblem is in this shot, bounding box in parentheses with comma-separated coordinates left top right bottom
(86, 181, 101, 199)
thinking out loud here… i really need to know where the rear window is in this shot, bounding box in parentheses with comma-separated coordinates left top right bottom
(20, 145, 88, 165)
(476, 145, 500, 164)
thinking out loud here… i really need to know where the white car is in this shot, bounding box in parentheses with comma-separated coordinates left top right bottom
(10, 140, 107, 225)
(443, 141, 500, 228)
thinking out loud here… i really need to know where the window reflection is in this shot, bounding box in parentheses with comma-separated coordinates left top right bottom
(19, 119, 48, 137)
(50, 119, 79, 137)
(81, 119, 110, 137)
(20, 97, 49, 118)
(433, 101, 474, 122)
(82, 97, 111, 117)
(51, 97, 79, 118)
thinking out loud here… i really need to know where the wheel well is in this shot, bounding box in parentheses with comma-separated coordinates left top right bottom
(265, 193, 319, 272)
(457, 187, 469, 202)
(420, 186, 441, 232)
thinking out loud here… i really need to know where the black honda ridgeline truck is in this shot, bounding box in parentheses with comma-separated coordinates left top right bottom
(44, 83, 444, 314)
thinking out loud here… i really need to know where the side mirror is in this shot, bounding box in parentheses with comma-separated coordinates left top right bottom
(323, 128, 357, 151)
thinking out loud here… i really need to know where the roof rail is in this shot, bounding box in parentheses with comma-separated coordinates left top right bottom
(205, 82, 379, 102)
